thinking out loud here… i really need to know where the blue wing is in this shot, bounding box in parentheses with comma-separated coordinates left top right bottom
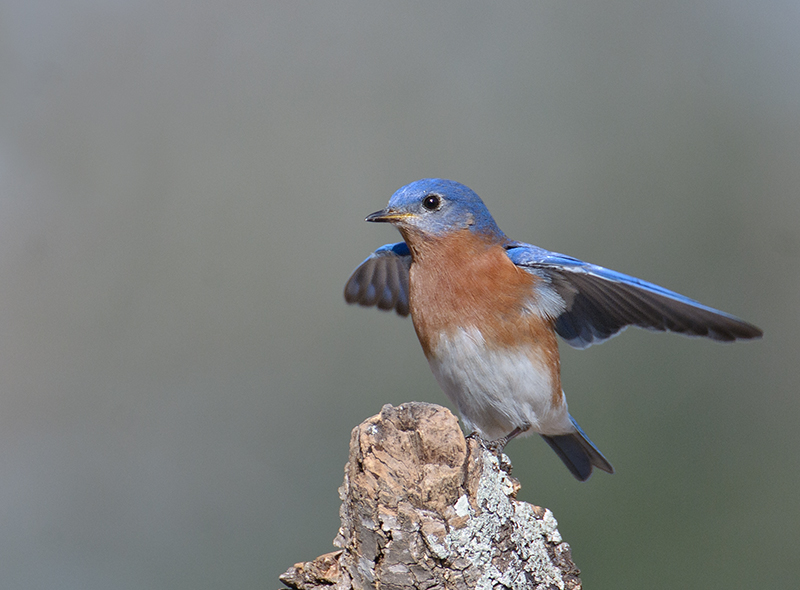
(504, 241, 763, 348)
(344, 242, 412, 316)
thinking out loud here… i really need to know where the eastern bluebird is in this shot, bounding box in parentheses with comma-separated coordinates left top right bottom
(344, 179, 762, 481)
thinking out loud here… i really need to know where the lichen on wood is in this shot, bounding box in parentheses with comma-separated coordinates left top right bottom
(280, 402, 581, 590)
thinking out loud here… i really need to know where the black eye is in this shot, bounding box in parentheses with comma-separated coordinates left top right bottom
(422, 194, 441, 211)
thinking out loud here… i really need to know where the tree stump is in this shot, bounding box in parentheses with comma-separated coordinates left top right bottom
(280, 402, 582, 590)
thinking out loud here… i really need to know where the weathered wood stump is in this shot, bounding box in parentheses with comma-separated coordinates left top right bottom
(280, 402, 581, 590)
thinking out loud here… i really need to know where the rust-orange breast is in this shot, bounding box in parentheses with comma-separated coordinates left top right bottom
(404, 228, 562, 399)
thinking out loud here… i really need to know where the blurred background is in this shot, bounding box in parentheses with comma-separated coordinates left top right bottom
(1, 1, 797, 588)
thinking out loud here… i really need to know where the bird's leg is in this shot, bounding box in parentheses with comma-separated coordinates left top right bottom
(494, 424, 531, 450)
(474, 424, 532, 456)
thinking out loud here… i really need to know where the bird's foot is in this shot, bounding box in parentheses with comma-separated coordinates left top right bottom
(467, 424, 531, 453)
(493, 424, 531, 449)
(466, 431, 502, 455)
(467, 427, 531, 474)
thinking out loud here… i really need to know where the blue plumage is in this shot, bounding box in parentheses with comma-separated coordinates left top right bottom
(541, 417, 613, 481)
(345, 178, 762, 480)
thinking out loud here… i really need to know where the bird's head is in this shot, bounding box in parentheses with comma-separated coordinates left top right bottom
(366, 179, 504, 240)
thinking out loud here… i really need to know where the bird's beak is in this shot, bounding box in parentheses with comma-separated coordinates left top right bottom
(365, 208, 413, 223)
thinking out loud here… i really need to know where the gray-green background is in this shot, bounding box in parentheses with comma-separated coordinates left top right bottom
(1, 2, 797, 588)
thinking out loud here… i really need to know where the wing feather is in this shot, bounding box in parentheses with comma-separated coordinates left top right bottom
(505, 242, 762, 348)
(344, 242, 411, 317)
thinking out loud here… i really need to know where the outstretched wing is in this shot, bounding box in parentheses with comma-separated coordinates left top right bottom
(505, 241, 763, 349)
(344, 242, 412, 316)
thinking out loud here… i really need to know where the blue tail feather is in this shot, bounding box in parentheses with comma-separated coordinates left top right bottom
(541, 417, 614, 481)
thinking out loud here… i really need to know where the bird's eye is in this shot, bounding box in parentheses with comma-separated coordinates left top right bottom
(422, 194, 441, 211)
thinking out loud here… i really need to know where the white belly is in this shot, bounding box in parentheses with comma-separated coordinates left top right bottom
(427, 326, 573, 439)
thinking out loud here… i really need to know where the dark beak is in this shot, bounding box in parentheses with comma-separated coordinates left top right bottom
(365, 208, 411, 223)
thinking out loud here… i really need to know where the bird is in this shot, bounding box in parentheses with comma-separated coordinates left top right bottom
(344, 179, 762, 481)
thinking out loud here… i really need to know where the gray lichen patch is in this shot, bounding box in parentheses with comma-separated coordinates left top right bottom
(440, 451, 570, 589)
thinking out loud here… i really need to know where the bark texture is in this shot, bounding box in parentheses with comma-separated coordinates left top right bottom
(280, 402, 581, 590)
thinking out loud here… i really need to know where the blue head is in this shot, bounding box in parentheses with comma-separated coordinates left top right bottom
(366, 179, 504, 239)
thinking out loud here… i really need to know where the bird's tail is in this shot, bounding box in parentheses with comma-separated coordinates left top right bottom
(541, 416, 614, 481)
